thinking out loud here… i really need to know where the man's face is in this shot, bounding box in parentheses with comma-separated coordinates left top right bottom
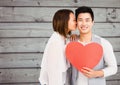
(77, 13, 94, 34)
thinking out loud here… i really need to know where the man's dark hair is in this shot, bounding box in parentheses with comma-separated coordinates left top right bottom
(75, 6, 94, 21)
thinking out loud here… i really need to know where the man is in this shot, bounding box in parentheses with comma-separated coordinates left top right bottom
(71, 6, 117, 85)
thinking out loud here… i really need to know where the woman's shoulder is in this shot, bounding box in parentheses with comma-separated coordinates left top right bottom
(48, 32, 65, 44)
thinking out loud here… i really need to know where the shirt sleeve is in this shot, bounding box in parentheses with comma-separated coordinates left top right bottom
(39, 36, 69, 85)
(101, 38, 118, 77)
(47, 41, 69, 85)
(39, 41, 50, 85)
(39, 68, 48, 85)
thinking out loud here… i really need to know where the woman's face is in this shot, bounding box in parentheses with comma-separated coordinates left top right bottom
(68, 13, 77, 32)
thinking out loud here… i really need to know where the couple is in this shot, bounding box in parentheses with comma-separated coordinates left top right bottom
(39, 6, 117, 85)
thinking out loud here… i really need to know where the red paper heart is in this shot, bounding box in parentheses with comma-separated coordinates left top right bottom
(65, 42, 103, 72)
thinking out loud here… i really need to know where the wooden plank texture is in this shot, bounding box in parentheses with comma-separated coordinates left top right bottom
(0, 23, 52, 30)
(115, 52, 120, 65)
(106, 81, 120, 85)
(0, 0, 119, 85)
(0, 69, 40, 83)
(0, 7, 119, 22)
(0, 38, 119, 53)
(0, 67, 119, 83)
(0, 81, 120, 85)
(0, 23, 119, 31)
(0, 0, 119, 7)
(107, 67, 120, 80)
(107, 9, 120, 22)
(105, 38, 120, 52)
(0, 38, 48, 53)
(0, 53, 42, 68)
(0, 23, 119, 37)
(0, 52, 119, 68)
(93, 23, 120, 37)
(0, 84, 39, 85)
(0, 29, 53, 38)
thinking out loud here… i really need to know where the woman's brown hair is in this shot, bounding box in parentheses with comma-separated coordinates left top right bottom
(53, 9, 74, 37)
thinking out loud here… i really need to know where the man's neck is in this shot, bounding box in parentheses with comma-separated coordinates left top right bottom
(79, 32, 92, 43)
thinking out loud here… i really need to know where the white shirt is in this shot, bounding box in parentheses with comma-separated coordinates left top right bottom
(76, 35, 118, 85)
(39, 32, 70, 85)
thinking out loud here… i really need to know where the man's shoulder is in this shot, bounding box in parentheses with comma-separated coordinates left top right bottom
(96, 35, 112, 47)
(94, 34, 105, 40)
(94, 34, 110, 43)
(94, 34, 102, 39)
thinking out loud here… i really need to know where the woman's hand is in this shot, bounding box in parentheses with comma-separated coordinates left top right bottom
(70, 34, 78, 41)
(81, 67, 104, 78)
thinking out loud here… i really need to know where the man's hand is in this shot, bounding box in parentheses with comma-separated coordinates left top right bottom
(81, 67, 104, 78)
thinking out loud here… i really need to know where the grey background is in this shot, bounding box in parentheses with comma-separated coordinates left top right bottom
(0, 0, 120, 85)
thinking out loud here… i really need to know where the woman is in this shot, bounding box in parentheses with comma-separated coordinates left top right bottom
(39, 9, 76, 85)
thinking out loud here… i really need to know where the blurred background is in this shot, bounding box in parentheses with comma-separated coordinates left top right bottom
(0, 0, 119, 85)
